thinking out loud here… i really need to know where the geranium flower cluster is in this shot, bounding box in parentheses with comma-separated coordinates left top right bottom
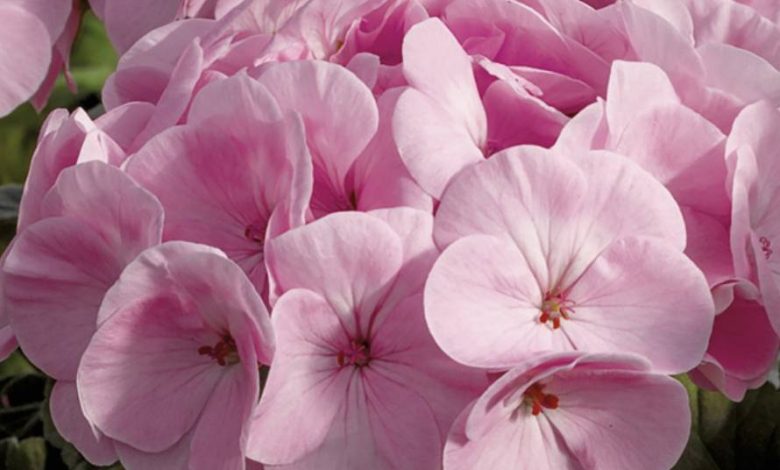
(1, 0, 779, 469)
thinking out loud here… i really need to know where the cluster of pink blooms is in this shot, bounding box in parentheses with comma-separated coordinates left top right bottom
(1, 0, 779, 469)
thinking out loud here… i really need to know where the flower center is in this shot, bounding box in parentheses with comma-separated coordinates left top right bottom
(337, 338, 371, 368)
(244, 222, 265, 246)
(539, 291, 575, 329)
(198, 334, 240, 366)
(522, 382, 559, 416)
(759, 236, 773, 260)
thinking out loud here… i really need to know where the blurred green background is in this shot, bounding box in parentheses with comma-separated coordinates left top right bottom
(0, 4, 778, 470)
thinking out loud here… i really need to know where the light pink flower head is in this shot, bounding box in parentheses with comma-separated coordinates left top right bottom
(444, 352, 691, 470)
(426, 146, 714, 373)
(247, 210, 485, 468)
(0, 0, 80, 116)
(77, 241, 274, 470)
(727, 100, 780, 336)
(126, 73, 312, 298)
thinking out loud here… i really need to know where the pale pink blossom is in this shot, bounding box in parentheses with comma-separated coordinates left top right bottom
(426, 146, 714, 373)
(3, 161, 165, 465)
(247, 210, 485, 468)
(77, 241, 274, 470)
(444, 352, 691, 470)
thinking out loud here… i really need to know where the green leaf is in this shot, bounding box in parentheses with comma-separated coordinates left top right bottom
(4, 436, 46, 470)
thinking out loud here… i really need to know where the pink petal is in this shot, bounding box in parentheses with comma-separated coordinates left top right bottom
(79, 294, 226, 452)
(370, 293, 487, 436)
(425, 235, 554, 368)
(266, 212, 402, 324)
(694, 285, 779, 400)
(604, 61, 680, 135)
(247, 289, 353, 464)
(545, 365, 690, 469)
(114, 432, 193, 470)
(190, 363, 258, 470)
(698, 43, 780, 107)
(566, 237, 714, 374)
(368, 207, 438, 305)
(445, 401, 574, 470)
(18, 109, 95, 232)
(187, 72, 281, 125)
(0, 5, 52, 117)
(619, 0, 705, 94)
(351, 88, 433, 212)
(275, 366, 442, 470)
(393, 18, 487, 198)
(40, 162, 164, 265)
(94, 102, 156, 154)
(50, 381, 118, 466)
(257, 60, 378, 216)
(483, 79, 569, 149)
(103, 0, 181, 53)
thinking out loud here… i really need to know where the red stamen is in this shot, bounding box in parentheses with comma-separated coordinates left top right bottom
(523, 382, 560, 416)
(336, 338, 371, 368)
(199, 334, 239, 366)
(539, 291, 575, 329)
(760, 236, 773, 260)
(244, 221, 266, 245)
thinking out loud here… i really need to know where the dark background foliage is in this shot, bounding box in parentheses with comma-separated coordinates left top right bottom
(0, 4, 777, 470)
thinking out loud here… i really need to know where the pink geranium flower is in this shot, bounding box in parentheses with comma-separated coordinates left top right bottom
(426, 146, 714, 373)
(444, 352, 691, 470)
(77, 241, 274, 470)
(126, 73, 312, 298)
(247, 210, 485, 468)
(3, 161, 164, 465)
